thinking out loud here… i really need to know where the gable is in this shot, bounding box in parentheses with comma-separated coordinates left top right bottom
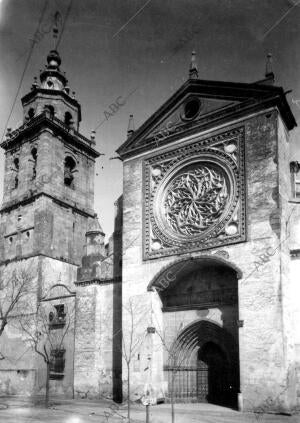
(147, 95, 239, 146)
(117, 79, 296, 159)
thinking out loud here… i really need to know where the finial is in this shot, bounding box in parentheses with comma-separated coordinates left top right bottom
(91, 130, 96, 142)
(127, 114, 135, 137)
(31, 76, 38, 90)
(72, 91, 76, 99)
(46, 50, 61, 70)
(65, 81, 70, 94)
(265, 53, 274, 79)
(189, 50, 198, 79)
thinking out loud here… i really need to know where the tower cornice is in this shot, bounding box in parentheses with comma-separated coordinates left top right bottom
(0, 191, 95, 218)
(1, 112, 100, 158)
(22, 88, 81, 116)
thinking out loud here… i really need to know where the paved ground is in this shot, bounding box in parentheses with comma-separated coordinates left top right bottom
(0, 397, 300, 423)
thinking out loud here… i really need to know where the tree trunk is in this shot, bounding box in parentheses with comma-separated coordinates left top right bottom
(0, 319, 7, 337)
(45, 362, 50, 408)
(127, 363, 131, 422)
(171, 373, 175, 423)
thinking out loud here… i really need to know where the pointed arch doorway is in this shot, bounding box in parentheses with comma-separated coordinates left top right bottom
(165, 320, 239, 406)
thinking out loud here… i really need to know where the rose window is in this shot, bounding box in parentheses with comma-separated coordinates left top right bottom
(158, 163, 230, 239)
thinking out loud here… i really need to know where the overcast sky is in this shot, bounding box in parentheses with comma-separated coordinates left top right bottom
(0, 0, 300, 236)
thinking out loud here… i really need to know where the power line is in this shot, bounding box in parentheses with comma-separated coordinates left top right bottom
(0, 0, 50, 145)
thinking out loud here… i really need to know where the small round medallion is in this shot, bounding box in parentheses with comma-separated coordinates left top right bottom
(224, 144, 237, 153)
(152, 167, 162, 177)
(225, 223, 238, 235)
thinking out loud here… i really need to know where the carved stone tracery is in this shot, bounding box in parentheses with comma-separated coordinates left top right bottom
(143, 127, 246, 259)
(164, 165, 229, 237)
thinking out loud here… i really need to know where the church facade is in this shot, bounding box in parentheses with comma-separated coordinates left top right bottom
(0, 48, 300, 414)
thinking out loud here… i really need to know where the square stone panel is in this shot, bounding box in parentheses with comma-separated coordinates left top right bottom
(143, 126, 246, 260)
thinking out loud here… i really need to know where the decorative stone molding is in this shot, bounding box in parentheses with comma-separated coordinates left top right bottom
(74, 276, 121, 287)
(143, 126, 246, 259)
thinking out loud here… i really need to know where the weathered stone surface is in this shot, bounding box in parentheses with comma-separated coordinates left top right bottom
(121, 107, 299, 412)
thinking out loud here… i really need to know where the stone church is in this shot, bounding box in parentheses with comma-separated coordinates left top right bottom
(0, 46, 300, 414)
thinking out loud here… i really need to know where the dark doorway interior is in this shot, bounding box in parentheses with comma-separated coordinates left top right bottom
(198, 342, 231, 406)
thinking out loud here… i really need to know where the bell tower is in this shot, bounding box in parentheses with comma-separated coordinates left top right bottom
(0, 45, 101, 398)
(0, 49, 100, 266)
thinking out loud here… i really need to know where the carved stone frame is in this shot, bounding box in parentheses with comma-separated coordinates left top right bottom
(143, 126, 246, 260)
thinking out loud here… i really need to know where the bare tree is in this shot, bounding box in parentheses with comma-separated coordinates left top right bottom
(153, 309, 220, 423)
(102, 295, 150, 422)
(152, 313, 186, 423)
(0, 263, 36, 358)
(122, 297, 150, 421)
(18, 299, 74, 407)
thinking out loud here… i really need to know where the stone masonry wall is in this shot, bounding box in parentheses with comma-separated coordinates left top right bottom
(0, 257, 38, 395)
(0, 255, 78, 397)
(0, 195, 93, 266)
(122, 107, 294, 412)
(1, 130, 95, 215)
(74, 283, 116, 399)
(277, 115, 297, 410)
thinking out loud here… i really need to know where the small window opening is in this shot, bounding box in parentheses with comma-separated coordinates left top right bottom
(28, 108, 35, 119)
(183, 98, 201, 120)
(64, 156, 76, 188)
(290, 161, 300, 199)
(31, 148, 37, 179)
(55, 304, 65, 319)
(13, 158, 19, 189)
(9, 237, 13, 244)
(49, 304, 66, 329)
(44, 105, 55, 119)
(64, 111, 73, 127)
(17, 215, 22, 222)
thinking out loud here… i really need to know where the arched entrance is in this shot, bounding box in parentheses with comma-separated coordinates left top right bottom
(149, 257, 241, 407)
(165, 319, 239, 406)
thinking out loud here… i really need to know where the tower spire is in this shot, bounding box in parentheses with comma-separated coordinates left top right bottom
(189, 51, 198, 79)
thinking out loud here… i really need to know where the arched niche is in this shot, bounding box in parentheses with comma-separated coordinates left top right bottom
(147, 256, 241, 312)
